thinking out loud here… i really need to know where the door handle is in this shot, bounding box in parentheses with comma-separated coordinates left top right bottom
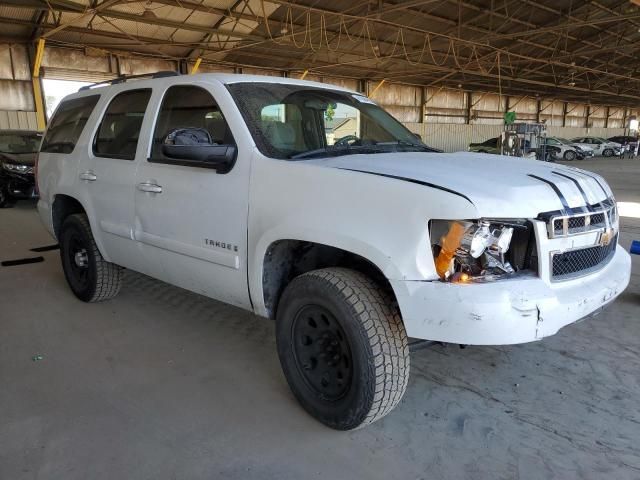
(79, 171, 97, 182)
(137, 182, 163, 194)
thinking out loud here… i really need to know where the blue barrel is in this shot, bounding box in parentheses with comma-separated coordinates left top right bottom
(631, 240, 640, 255)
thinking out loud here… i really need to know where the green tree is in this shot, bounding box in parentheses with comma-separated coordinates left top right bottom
(325, 103, 335, 121)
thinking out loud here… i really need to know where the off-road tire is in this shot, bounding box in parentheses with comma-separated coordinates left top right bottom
(276, 268, 409, 430)
(59, 213, 122, 302)
(563, 150, 576, 161)
(603, 148, 614, 157)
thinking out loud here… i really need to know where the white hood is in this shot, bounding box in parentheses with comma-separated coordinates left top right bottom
(311, 151, 612, 218)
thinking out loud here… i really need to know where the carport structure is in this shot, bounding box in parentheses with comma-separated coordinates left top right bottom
(0, 1, 639, 143)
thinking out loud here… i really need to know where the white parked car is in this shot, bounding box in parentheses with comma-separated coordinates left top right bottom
(544, 136, 595, 160)
(570, 136, 622, 157)
(36, 72, 631, 430)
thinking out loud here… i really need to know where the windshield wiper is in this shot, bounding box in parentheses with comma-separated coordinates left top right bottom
(290, 145, 390, 160)
(378, 140, 441, 152)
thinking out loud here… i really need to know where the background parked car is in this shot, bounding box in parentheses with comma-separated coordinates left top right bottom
(0, 130, 41, 207)
(468, 137, 499, 154)
(570, 136, 622, 157)
(542, 136, 586, 160)
(607, 135, 638, 152)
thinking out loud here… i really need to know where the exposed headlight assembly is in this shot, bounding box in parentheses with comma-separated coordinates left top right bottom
(3, 163, 32, 174)
(430, 219, 529, 283)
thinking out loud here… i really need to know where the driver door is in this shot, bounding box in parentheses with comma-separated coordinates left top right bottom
(133, 84, 251, 309)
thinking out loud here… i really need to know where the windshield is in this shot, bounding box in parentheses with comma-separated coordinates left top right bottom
(227, 82, 436, 160)
(557, 137, 571, 144)
(0, 132, 42, 154)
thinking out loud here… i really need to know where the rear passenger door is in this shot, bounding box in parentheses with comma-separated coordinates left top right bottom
(133, 84, 251, 309)
(80, 88, 152, 267)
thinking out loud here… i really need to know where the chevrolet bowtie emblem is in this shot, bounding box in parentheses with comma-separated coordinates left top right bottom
(599, 228, 615, 247)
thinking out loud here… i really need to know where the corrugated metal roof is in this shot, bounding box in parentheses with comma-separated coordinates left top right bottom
(0, 6, 39, 21)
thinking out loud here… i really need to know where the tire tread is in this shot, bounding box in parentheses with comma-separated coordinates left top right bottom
(296, 268, 409, 429)
(65, 214, 122, 302)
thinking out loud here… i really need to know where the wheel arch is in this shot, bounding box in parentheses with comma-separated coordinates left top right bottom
(52, 194, 87, 240)
(259, 239, 401, 321)
(51, 194, 112, 262)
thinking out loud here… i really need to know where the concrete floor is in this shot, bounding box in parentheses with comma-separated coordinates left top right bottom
(1, 157, 639, 480)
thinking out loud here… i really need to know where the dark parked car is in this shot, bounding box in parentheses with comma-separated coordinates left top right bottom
(0, 130, 42, 207)
(468, 137, 499, 154)
(607, 135, 638, 151)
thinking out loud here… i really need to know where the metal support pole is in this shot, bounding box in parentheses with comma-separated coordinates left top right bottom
(31, 38, 46, 130)
(368, 79, 386, 98)
(190, 57, 202, 74)
(585, 105, 591, 129)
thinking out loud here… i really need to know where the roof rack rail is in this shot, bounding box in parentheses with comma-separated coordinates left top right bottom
(79, 71, 181, 91)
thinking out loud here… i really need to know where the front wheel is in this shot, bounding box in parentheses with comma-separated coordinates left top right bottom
(276, 268, 409, 430)
(563, 150, 576, 161)
(59, 213, 122, 302)
(603, 148, 614, 157)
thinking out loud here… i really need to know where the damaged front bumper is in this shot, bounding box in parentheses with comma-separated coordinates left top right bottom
(391, 245, 631, 345)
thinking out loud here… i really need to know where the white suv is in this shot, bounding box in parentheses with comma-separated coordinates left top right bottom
(37, 72, 631, 430)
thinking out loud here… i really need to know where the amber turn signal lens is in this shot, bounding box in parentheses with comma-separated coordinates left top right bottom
(435, 221, 467, 278)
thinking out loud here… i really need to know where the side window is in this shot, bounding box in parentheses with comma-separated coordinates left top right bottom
(94, 89, 152, 160)
(151, 85, 234, 162)
(41, 95, 100, 154)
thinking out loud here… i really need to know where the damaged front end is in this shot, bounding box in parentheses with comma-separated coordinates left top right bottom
(430, 219, 538, 283)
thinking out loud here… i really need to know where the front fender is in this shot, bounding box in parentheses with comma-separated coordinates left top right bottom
(247, 153, 478, 316)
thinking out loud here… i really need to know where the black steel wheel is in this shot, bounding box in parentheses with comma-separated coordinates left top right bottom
(276, 268, 409, 430)
(59, 213, 122, 302)
(291, 305, 353, 402)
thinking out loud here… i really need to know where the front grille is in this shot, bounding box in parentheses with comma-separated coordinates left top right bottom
(551, 235, 617, 280)
(548, 201, 616, 238)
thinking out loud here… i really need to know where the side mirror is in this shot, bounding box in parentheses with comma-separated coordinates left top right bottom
(161, 144, 236, 173)
(159, 128, 236, 173)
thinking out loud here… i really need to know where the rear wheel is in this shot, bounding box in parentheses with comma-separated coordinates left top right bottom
(59, 214, 122, 302)
(276, 268, 409, 430)
(603, 148, 614, 157)
(563, 150, 576, 161)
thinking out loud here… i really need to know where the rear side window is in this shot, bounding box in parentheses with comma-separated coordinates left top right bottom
(94, 89, 152, 160)
(41, 95, 100, 154)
